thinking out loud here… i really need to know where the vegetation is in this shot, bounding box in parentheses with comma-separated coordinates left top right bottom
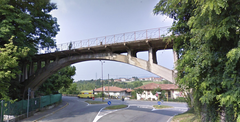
(0, 0, 59, 100)
(171, 108, 200, 122)
(153, 105, 173, 109)
(154, 0, 240, 121)
(105, 105, 128, 110)
(0, 38, 29, 101)
(37, 66, 76, 95)
(85, 100, 107, 104)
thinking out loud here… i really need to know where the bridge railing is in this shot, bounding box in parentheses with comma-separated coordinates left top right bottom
(38, 26, 170, 54)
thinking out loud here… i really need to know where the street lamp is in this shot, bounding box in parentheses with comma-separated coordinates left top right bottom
(100, 60, 105, 102)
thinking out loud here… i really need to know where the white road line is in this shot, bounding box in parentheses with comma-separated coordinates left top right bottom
(93, 105, 130, 122)
(77, 100, 90, 106)
(93, 107, 105, 122)
(167, 114, 176, 122)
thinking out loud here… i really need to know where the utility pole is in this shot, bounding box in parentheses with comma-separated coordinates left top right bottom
(100, 60, 105, 102)
(108, 74, 109, 99)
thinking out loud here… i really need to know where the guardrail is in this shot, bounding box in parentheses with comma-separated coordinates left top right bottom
(38, 26, 171, 54)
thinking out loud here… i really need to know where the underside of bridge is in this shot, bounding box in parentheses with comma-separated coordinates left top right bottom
(20, 38, 177, 98)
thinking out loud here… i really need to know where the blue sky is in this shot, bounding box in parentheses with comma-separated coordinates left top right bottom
(50, 0, 174, 81)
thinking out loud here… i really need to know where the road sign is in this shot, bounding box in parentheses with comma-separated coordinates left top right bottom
(158, 101, 161, 105)
(156, 92, 161, 94)
(108, 101, 111, 105)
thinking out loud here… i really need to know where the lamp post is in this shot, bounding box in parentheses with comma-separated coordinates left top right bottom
(100, 60, 105, 102)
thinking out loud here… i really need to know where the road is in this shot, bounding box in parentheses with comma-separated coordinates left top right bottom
(37, 96, 188, 122)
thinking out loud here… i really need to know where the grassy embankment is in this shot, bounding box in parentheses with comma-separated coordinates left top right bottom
(171, 108, 200, 122)
(85, 100, 107, 104)
(153, 105, 173, 109)
(105, 105, 128, 110)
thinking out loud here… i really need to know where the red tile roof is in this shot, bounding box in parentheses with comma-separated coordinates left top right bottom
(135, 83, 179, 90)
(94, 86, 127, 92)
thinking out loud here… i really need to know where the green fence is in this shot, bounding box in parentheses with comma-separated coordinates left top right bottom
(0, 94, 62, 122)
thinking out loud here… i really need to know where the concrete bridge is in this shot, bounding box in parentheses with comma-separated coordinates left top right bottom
(20, 27, 178, 97)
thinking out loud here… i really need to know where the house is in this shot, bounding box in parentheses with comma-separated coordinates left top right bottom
(135, 83, 183, 100)
(93, 86, 132, 98)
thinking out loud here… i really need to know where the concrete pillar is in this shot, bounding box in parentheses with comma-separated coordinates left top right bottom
(31, 91, 34, 98)
(37, 60, 41, 70)
(45, 59, 50, 66)
(173, 51, 178, 69)
(21, 63, 27, 81)
(127, 50, 137, 58)
(24, 64, 28, 80)
(29, 62, 34, 76)
(148, 48, 157, 64)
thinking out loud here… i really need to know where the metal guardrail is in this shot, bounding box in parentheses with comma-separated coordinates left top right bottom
(38, 26, 171, 54)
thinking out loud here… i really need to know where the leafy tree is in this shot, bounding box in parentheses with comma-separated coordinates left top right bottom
(0, 0, 59, 100)
(154, 0, 240, 121)
(133, 81, 143, 88)
(60, 83, 78, 94)
(0, 38, 29, 101)
(37, 65, 76, 95)
(0, 0, 59, 56)
(152, 87, 161, 95)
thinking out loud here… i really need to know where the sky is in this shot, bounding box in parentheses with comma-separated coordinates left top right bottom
(50, 0, 174, 81)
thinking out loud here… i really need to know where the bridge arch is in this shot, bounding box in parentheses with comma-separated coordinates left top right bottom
(25, 52, 175, 92)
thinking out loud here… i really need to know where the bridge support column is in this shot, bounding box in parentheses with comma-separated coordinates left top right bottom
(148, 47, 157, 64)
(29, 62, 34, 76)
(31, 91, 34, 98)
(127, 50, 137, 58)
(173, 51, 178, 69)
(37, 60, 42, 70)
(45, 59, 50, 66)
(22, 63, 28, 81)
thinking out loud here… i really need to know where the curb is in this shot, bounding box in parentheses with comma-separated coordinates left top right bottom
(33, 102, 69, 122)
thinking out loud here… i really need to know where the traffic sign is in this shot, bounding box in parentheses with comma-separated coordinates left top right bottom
(156, 92, 161, 94)
(108, 101, 111, 105)
(158, 101, 161, 105)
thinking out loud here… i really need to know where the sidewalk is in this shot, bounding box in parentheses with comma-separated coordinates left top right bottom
(20, 101, 68, 122)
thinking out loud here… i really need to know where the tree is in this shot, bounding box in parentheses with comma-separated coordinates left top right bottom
(135, 88, 144, 99)
(152, 87, 161, 95)
(0, 0, 59, 100)
(0, 37, 29, 101)
(60, 83, 78, 95)
(0, 0, 59, 56)
(37, 65, 76, 95)
(133, 81, 143, 88)
(154, 0, 240, 121)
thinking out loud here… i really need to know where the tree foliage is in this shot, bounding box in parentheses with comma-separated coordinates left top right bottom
(37, 65, 76, 95)
(0, 0, 59, 56)
(0, 37, 29, 100)
(154, 0, 240, 121)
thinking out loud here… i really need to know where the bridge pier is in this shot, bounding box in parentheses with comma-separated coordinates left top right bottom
(37, 60, 42, 70)
(173, 51, 178, 68)
(127, 50, 137, 58)
(148, 47, 157, 64)
(21, 63, 28, 82)
(28, 62, 34, 77)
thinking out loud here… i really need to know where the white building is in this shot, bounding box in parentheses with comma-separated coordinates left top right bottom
(135, 83, 184, 100)
(93, 86, 132, 98)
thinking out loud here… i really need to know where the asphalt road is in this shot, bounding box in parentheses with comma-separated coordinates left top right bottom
(38, 96, 188, 122)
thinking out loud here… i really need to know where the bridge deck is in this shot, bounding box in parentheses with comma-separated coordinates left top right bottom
(33, 38, 173, 61)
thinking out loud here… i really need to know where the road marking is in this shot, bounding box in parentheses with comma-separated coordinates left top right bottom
(93, 105, 130, 122)
(167, 114, 176, 122)
(77, 100, 90, 106)
(33, 102, 69, 122)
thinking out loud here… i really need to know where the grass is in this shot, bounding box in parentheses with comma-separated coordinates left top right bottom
(153, 105, 173, 109)
(85, 100, 107, 104)
(171, 108, 200, 122)
(105, 105, 128, 110)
